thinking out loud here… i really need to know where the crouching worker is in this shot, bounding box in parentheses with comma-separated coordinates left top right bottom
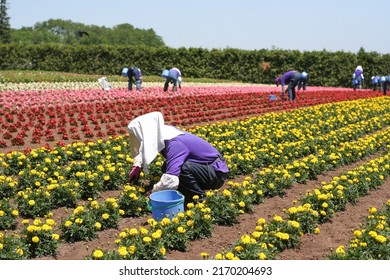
(162, 67, 182, 92)
(127, 111, 229, 206)
(122, 66, 142, 91)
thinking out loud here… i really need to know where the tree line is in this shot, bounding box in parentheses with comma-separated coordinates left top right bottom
(0, 1, 165, 47)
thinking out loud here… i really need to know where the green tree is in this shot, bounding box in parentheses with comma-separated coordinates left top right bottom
(10, 19, 165, 47)
(0, 0, 11, 43)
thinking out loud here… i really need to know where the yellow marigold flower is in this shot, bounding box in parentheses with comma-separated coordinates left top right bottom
(376, 223, 384, 230)
(93, 249, 104, 259)
(16, 248, 24, 256)
(161, 217, 171, 226)
(314, 228, 320, 235)
(239, 201, 245, 208)
(32, 236, 40, 243)
(22, 219, 29, 225)
(259, 253, 267, 260)
(118, 246, 128, 257)
(187, 220, 194, 227)
(369, 231, 378, 238)
(129, 228, 138, 236)
(160, 247, 166, 255)
(200, 252, 209, 259)
(11, 210, 19, 216)
(288, 221, 300, 229)
(335, 246, 345, 255)
(75, 218, 83, 224)
(119, 232, 127, 239)
(52, 234, 60, 240)
(225, 252, 235, 260)
(235, 246, 244, 252)
(241, 234, 251, 244)
(369, 207, 377, 214)
(90, 201, 99, 209)
(288, 207, 298, 214)
(119, 209, 125, 215)
(128, 245, 136, 254)
(177, 226, 186, 234)
(142, 236, 152, 243)
(102, 213, 110, 220)
(186, 203, 194, 209)
(252, 231, 262, 239)
(46, 219, 55, 226)
(139, 227, 149, 235)
(64, 220, 72, 227)
(257, 218, 266, 225)
(215, 253, 224, 260)
(0, 243, 3, 250)
(223, 189, 231, 197)
(152, 231, 161, 239)
(322, 202, 328, 208)
(28, 200, 35, 206)
(375, 235, 387, 244)
(42, 224, 52, 231)
(353, 230, 362, 237)
(177, 212, 185, 218)
(95, 222, 102, 230)
(273, 215, 283, 222)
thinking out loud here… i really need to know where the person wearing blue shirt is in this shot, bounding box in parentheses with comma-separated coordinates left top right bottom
(381, 76, 390, 95)
(275, 70, 301, 101)
(371, 75, 382, 91)
(297, 71, 308, 91)
(162, 68, 182, 92)
(122, 66, 142, 91)
(352, 66, 364, 91)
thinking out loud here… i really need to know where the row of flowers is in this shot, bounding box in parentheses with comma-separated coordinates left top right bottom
(329, 200, 390, 260)
(0, 85, 380, 149)
(207, 149, 390, 260)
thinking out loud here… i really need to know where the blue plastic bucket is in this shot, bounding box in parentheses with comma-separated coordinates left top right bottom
(149, 190, 184, 221)
(161, 69, 169, 78)
(269, 94, 277, 101)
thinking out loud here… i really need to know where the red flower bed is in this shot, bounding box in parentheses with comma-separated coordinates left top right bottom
(0, 85, 381, 151)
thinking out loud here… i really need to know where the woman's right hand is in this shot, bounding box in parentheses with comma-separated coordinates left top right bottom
(128, 166, 141, 183)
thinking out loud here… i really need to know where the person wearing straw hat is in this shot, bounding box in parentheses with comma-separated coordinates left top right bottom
(127, 111, 229, 205)
(274, 70, 301, 101)
(122, 66, 142, 91)
(162, 67, 182, 92)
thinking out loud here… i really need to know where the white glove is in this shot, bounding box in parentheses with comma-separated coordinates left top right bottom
(152, 173, 179, 192)
(133, 154, 142, 168)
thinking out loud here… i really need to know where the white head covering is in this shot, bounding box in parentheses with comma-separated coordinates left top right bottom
(356, 65, 363, 71)
(127, 112, 184, 173)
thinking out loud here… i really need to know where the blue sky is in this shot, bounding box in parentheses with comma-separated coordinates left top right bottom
(7, 0, 390, 54)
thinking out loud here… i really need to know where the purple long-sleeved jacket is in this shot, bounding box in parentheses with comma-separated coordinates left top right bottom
(160, 132, 229, 177)
(280, 70, 297, 86)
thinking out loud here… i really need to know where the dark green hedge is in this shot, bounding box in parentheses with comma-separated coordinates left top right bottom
(1, 43, 389, 87)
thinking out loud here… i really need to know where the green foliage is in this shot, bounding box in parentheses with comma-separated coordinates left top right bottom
(0, 43, 389, 87)
(10, 19, 165, 47)
(0, 0, 11, 43)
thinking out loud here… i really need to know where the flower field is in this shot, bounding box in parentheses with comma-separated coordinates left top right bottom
(1, 81, 389, 260)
